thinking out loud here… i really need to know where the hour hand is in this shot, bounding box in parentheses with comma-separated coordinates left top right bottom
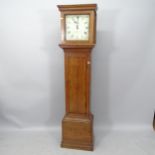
(76, 24, 79, 30)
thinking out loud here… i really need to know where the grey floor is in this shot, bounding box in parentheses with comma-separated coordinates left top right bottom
(0, 128, 155, 155)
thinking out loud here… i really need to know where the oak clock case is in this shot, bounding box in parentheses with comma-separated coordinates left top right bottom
(57, 4, 97, 151)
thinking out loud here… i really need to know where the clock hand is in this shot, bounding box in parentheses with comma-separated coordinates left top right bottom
(72, 17, 77, 24)
(76, 24, 79, 30)
(74, 16, 79, 30)
(73, 20, 78, 30)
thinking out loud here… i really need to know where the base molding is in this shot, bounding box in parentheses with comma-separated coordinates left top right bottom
(61, 140, 93, 151)
(61, 113, 94, 151)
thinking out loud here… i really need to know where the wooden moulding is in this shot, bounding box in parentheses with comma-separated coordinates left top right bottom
(59, 44, 95, 49)
(61, 113, 94, 151)
(57, 4, 97, 11)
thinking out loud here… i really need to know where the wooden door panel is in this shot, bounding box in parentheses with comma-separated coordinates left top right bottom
(65, 50, 90, 114)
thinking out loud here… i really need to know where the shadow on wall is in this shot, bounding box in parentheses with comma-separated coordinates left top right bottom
(153, 112, 155, 130)
(92, 29, 115, 147)
(91, 9, 120, 132)
(91, 8, 126, 148)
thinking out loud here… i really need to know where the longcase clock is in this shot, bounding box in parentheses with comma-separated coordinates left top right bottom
(57, 4, 97, 151)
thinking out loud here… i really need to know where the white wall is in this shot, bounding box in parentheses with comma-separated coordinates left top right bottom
(0, 0, 155, 130)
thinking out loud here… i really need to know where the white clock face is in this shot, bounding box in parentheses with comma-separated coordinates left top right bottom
(65, 15, 90, 41)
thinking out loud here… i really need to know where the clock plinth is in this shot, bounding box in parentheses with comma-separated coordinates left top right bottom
(57, 4, 97, 151)
(61, 113, 93, 151)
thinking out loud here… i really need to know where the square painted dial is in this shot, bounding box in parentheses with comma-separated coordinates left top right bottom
(65, 15, 90, 41)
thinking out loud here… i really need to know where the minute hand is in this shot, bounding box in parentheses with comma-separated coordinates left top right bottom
(76, 17, 79, 30)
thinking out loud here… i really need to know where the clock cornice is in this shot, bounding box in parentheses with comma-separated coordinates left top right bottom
(57, 4, 97, 11)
